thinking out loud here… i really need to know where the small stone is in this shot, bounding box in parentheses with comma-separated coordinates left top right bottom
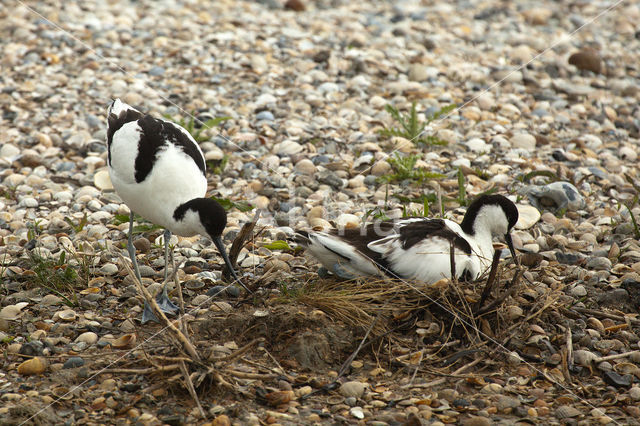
(370, 160, 391, 176)
(41, 295, 63, 306)
(17, 357, 47, 375)
(339, 381, 367, 398)
(240, 254, 261, 268)
(212, 414, 231, 426)
(99, 263, 118, 276)
(510, 133, 537, 150)
(275, 140, 303, 155)
(284, 0, 305, 11)
(63, 357, 85, 369)
(515, 205, 540, 230)
(466, 138, 489, 153)
(568, 49, 602, 74)
(133, 238, 151, 253)
(461, 416, 492, 426)
(75, 332, 98, 345)
(570, 284, 587, 297)
(0, 144, 20, 159)
(587, 257, 612, 271)
(629, 387, 640, 401)
(336, 213, 360, 229)
(602, 371, 632, 388)
(496, 395, 521, 412)
(294, 159, 316, 175)
(349, 406, 364, 419)
(0, 302, 29, 320)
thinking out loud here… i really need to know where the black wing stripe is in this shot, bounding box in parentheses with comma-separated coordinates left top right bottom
(134, 115, 206, 183)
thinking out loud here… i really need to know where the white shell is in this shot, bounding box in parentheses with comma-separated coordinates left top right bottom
(93, 169, 114, 191)
(515, 204, 541, 229)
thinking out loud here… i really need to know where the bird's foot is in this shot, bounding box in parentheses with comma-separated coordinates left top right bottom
(332, 263, 357, 280)
(140, 295, 179, 324)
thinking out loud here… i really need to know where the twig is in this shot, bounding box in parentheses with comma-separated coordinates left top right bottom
(209, 338, 264, 363)
(593, 350, 640, 364)
(150, 355, 194, 363)
(172, 249, 187, 333)
(475, 249, 502, 311)
(401, 357, 483, 389)
(122, 257, 200, 361)
(225, 209, 261, 272)
(565, 322, 573, 371)
(394, 341, 461, 363)
(561, 323, 573, 383)
(224, 370, 277, 380)
(571, 307, 640, 326)
(475, 269, 521, 317)
(180, 361, 206, 418)
(93, 364, 181, 374)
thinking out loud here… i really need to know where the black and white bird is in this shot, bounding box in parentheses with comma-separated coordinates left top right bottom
(106, 99, 247, 323)
(295, 194, 519, 283)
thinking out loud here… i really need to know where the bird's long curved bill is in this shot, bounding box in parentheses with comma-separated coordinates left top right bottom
(213, 236, 251, 293)
(505, 233, 519, 267)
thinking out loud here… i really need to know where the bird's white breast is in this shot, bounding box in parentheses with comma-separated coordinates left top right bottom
(109, 124, 207, 231)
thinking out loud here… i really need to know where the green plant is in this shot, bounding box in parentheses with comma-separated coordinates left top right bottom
(112, 214, 162, 235)
(64, 213, 88, 233)
(163, 114, 231, 142)
(27, 220, 44, 241)
(0, 186, 17, 201)
(379, 153, 445, 185)
(208, 153, 229, 175)
(363, 207, 390, 222)
(378, 102, 455, 146)
(25, 250, 82, 307)
(516, 170, 559, 184)
(263, 240, 293, 251)
(211, 196, 254, 213)
(456, 167, 468, 207)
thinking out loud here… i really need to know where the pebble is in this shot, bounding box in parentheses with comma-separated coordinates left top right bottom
(63, 357, 85, 369)
(510, 133, 537, 150)
(75, 332, 98, 345)
(294, 159, 316, 175)
(339, 381, 367, 398)
(568, 49, 602, 74)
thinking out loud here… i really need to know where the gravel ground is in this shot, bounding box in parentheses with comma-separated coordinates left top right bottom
(2, 0, 640, 424)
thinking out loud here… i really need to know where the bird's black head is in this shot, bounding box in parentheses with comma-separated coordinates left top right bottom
(460, 194, 519, 235)
(173, 197, 228, 238)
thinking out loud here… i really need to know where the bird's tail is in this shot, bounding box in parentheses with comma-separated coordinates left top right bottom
(293, 230, 311, 248)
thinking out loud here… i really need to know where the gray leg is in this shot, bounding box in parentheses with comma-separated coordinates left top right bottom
(156, 229, 178, 314)
(140, 226, 178, 324)
(126, 212, 142, 283)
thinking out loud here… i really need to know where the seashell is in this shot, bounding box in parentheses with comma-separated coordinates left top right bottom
(586, 317, 605, 333)
(75, 332, 98, 345)
(51, 386, 74, 400)
(93, 169, 113, 191)
(17, 357, 47, 375)
(111, 334, 136, 349)
(56, 309, 77, 322)
(614, 362, 640, 378)
(526, 181, 585, 212)
(505, 305, 524, 321)
(0, 302, 29, 320)
(515, 204, 541, 230)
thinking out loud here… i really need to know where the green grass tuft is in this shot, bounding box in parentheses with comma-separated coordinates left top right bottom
(378, 102, 455, 146)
